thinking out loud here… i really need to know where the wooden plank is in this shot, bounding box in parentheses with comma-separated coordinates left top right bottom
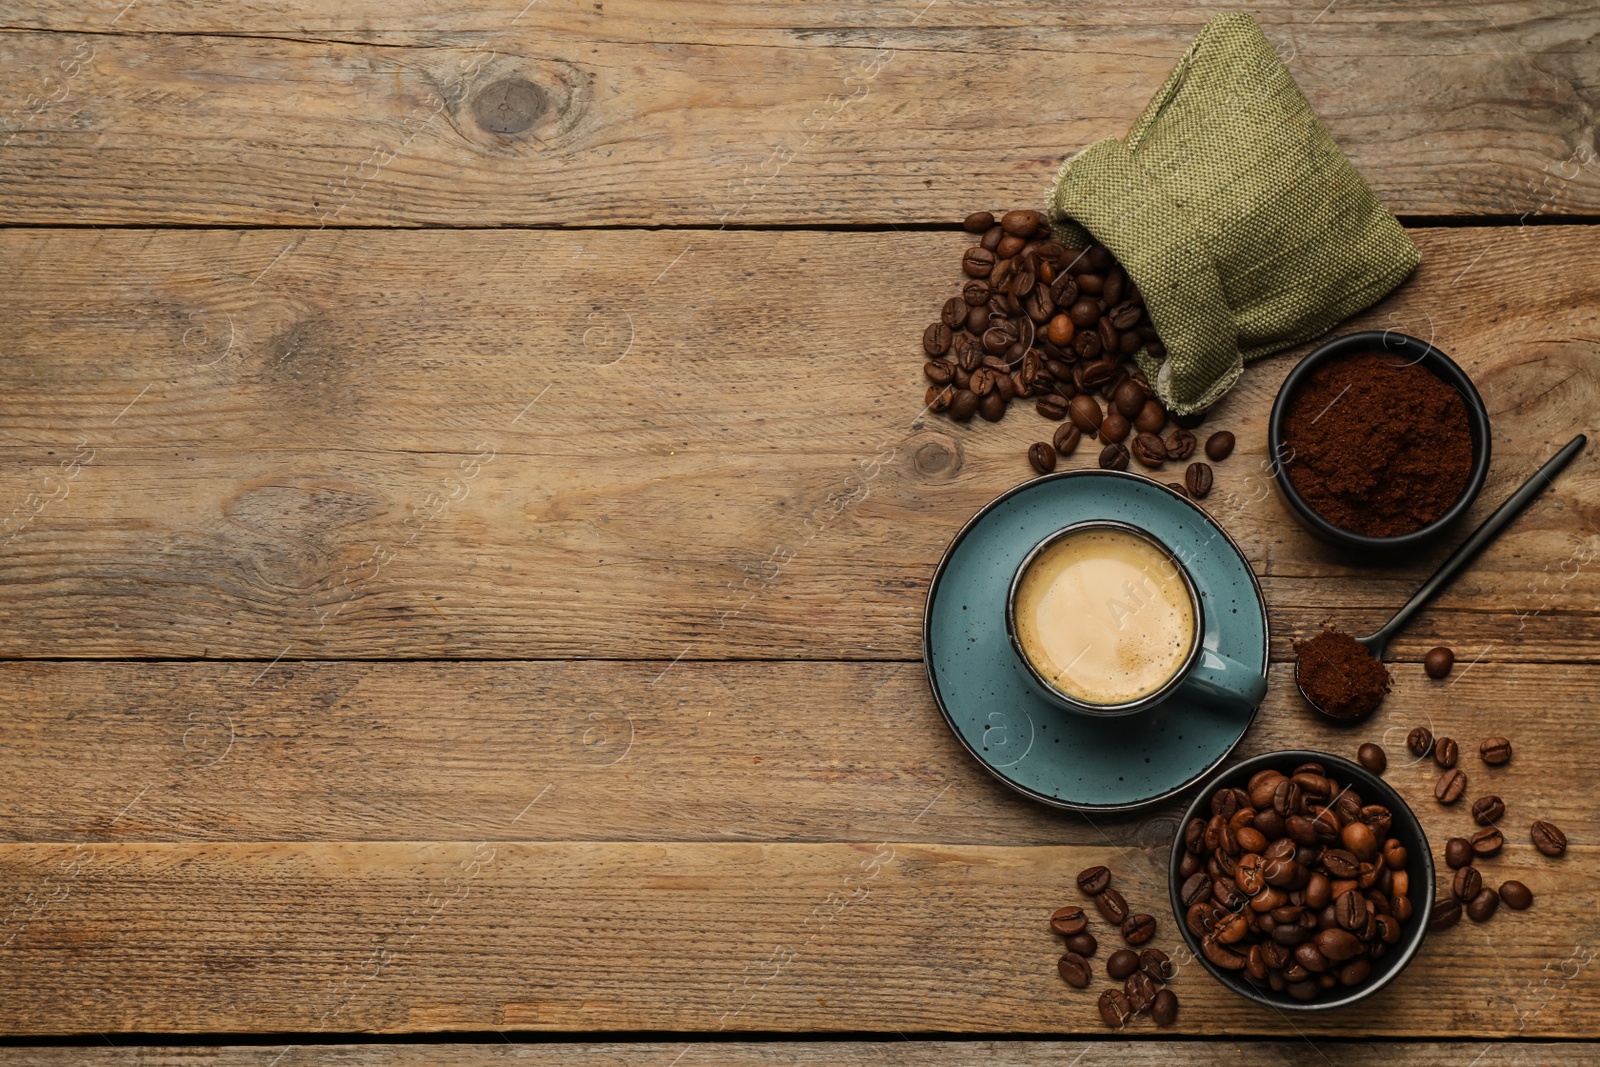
(3, 1041, 1597, 1067)
(1, 225, 1596, 660)
(0, 0, 1597, 224)
(0, 836, 1591, 1036)
(1, 660, 1595, 846)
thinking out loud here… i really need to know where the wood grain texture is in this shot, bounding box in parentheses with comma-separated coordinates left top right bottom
(0, 836, 1592, 1036)
(1, 659, 1595, 847)
(4, 1042, 1597, 1066)
(0, 225, 1597, 660)
(0, 0, 1597, 224)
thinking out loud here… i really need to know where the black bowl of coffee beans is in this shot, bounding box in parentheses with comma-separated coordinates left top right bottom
(1168, 750, 1434, 1011)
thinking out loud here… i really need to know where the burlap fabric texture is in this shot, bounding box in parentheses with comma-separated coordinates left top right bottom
(1046, 12, 1421, 415)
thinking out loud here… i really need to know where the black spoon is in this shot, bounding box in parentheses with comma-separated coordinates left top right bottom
(1297, 433, 1588, 718)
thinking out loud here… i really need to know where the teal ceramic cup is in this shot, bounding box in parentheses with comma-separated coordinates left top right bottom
(1004, 519, 1268, 717)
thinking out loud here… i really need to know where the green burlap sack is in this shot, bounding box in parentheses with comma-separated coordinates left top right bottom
(1046, 12, 1420, 415)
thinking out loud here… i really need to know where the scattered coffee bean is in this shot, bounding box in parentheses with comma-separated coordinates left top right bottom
(962, 246, 996, 277)
(1101, 411, 1131, 443)
(1121, 914, 1157, 945)
(1065, 932, 1098, 957)
(978, 391, 1006, 422)
(1036, 394, 1068, 421)
(1053, 423, 1082, 456)
(1001, 209, 1043, 236)
(1424, 646, 1454, 679)
(1165, 427, 1196, 461)
(1167, 482, 1188, 497)
(1069, 394, 1103, 435)
(1112, 379, 1144, 419)
(1480, 736, 1513, 765)
(1098, 988, 1132, 1029)
(1471, 827, 1504, 856)
(1050, 905, 1088, 936)
(1436, 768, 1467, 804)
(1131, 432, 1167, 468)
(950, 389, 978, 422)
(962, 211, 995, 233)
(1106, 948, 1140, 980)
(1467, 887, 1500, 923)
(1444, 837, 1473, 869)
(1434, 737, 1459, 769)
(1151, 988, 1179, 1026)
(1205, 431, 1236, 461)
(1135, 400, 1167, 435)
(1185, 462, 1213, 498)
(1430, 896, 1463, 930)
(1095, 887, 1130, 925)
(1058, 951, 1092, 988)
(1452, 866, 1482, 902)
(1471, 795, 1505, 826)
(1139, 948, 1174, 982)
(1124, 970, 1158, 1012)
(1530, 820, 1568, 857)
(1407, 727, 1434, 758)
(1499, 881, 1534, 910)
(1099, 442, 1130, 470)
(1357, 743, 1387, 774)
(1028, 442, 1057, 475)
(925, 386, 953, 412)
(1077, 865, 1112, 895)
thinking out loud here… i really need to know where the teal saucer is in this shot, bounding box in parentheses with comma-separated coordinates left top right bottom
(923, 469, 1268, 811)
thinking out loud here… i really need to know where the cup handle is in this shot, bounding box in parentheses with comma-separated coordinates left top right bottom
(1178, 646, 1267, 711)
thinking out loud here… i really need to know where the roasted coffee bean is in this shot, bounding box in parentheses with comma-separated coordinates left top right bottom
(1131, 432, 1168, 468)
(1068, 394, 1104, 435)
(1077, 865, 1113, 895)
(1057, 951, 1092, 988)
(1424, 646, 1454, 679)
(1098, 988, 1133, 1029)
(1435, 768, 1467, 804)
(1341, 821, 1378, 863)
(1096, 887, 1130, 924)
(1053, 423, 1082, 456)
(1357, 743, 1387, 774)
(949, 389, 978, 422)
(1453, 866, 1482, 902)
(1098, 316, 1118, 352)
(1010, 266, 1036, 299)
(1106, 948, 1140, 980)
(1102, 269, 1125, 307)
(1499, 880, 1534, 910)
(962, 247, 996, 277)
(954, 334, 982, 372)
(997, 233, 1026, 260)
(1001, 209, 1043, 237)
(966, 304, 990, 334)
(1080, 358, 1116, 391)
(1100, 412, 1131, 444)
(1046, 314, 1076, 347)
(1068, 299, 1101, 328)
(939, 297, 966, 331)
(1049, 905, 1088, 935)
(978, 391, 1006, 422)
(1362, 805, 1393, 839)
(1382, 839, 1407, 870)
(1471, 795, 1505, 826)
(1205, 431, 1235, 461)
(1180, 871, 1212, 908)
(1110, 302, 1142, 331)
(1314, 928, 1363, 961)
(1074, 330, 1104, 361)
(1164, 428, 1196, 461)
(1480, 736, 1513, 765)
(1467, 887, 1500, 922)
(1334, 889, 1368, 931)
(968, 368, 997, 397)
(1076, 272, 1105, 295)
(1151, 988, 1179, 1026)
(1135, 399, 1167, 435)
(923, 323, 952, 356)
(1099, 442, 1130, 471)
(1121, 913, 1157, 945)
(1430, 896, 1463, 930)
(1065, 931, 1098, 957)
(1037, 395, 1068, 421)
(1201, 935, 1248, 970)
(962, 211, 995, 233)
(1338, 957, 1372, 987)
(1169, 479, 1191, 499)
(1408, 727, 1434, 758)
(1434, 737, 1459, 768)
(1112, 379, 1145, 419)
(924, 386, 953, 413)
(1185, 462, 1214, 499)
(1530, 820, 1567, 857)
(1028, 442, 1057, 475)
(1444, 837, 1473, 868)
(962, 279, 991, 306)
(924, 359, 955, 385)
(1139, 948, 1175, 982)
(1124, 970, 1158, 1012)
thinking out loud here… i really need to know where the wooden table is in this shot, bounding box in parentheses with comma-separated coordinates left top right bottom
(2, 0, 1597, 1062)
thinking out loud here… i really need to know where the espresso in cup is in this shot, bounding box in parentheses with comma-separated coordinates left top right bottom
(1012, 525, 1196, 706)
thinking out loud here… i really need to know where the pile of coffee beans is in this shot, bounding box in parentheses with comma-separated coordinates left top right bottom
(1049, 865, 1179, 1028)
(921, 209, 1233, 497)
(1383, 728, 1563, 932)
(1179, 763, 1413, 1002)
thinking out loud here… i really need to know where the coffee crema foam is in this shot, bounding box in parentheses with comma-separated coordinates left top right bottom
(1013, 527, 1196, 705)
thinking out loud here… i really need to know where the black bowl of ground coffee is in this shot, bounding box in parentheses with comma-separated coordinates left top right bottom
(1169, 750, 1434, 1011)
(1268, 331, 1491, 551)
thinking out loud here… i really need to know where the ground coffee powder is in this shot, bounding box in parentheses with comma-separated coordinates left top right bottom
(1294, 628, 1391, 719)
(1282, 352, 1472, 536)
